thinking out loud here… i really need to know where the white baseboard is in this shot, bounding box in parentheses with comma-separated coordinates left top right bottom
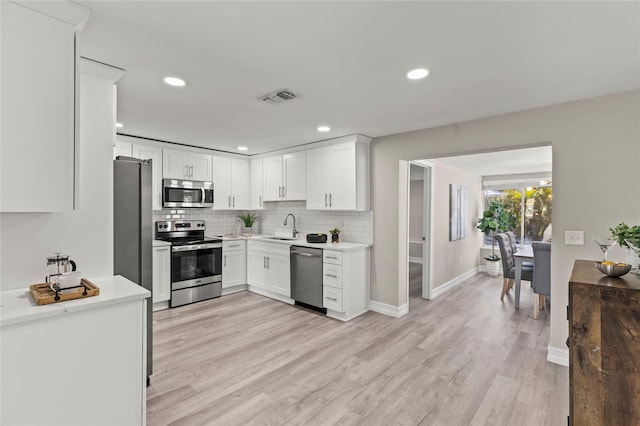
(547, 344, 569, 367)
(431, 267, 479, 299)
(369, 300, 408, 318)
(409, 257, 423, 264)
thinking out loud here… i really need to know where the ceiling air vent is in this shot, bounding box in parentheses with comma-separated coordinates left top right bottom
(259, 89, 299, 105)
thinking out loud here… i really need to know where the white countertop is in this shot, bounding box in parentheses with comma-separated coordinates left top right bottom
(208, 234, 371, 251)
(0, 275, 150, 327)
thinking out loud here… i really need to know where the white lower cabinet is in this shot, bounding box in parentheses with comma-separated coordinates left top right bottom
(247, 241, 292, 300)
(223, 240, 247, 290)
(152, 241, 171, 310)
(322, 248, 370, 321)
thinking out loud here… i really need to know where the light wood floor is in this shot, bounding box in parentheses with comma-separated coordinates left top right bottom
(148, 267, 568, 425)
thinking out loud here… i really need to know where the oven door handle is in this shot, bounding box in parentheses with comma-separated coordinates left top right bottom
(172, 243, 223, 252)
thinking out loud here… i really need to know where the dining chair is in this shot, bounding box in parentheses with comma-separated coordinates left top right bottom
(506, 231, 533, 268)
(532, 242, 551, 319)
(496, 233, 533, 300)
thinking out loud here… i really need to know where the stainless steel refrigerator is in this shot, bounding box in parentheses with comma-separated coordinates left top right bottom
(114, 156, 153, 385)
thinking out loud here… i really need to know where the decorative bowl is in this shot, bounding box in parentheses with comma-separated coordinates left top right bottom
(595, 261, 631, 277)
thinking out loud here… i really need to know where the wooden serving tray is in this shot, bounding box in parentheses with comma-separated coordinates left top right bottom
(29, 279, 100, 305)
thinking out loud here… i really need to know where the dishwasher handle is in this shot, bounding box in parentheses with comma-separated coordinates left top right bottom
(293, 252, 321, 257)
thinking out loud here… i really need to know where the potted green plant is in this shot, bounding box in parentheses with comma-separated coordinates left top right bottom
(477, 200, 513, 276)
(329, 227, 341, 243)
(609, 223, 640, 268)
(238, 213, 258, 235)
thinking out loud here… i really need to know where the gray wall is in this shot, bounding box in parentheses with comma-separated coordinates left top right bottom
(370, 90, 640, 353)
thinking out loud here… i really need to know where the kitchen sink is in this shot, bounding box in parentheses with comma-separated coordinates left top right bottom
(264, 236, 298, 241)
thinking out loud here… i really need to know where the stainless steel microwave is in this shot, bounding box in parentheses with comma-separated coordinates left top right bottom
(162, 179, 214, 208)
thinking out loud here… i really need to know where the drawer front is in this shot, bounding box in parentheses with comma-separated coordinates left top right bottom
(323, 285, 343, 312)
(223, 240, 246, 252)
(269, 243, 291, 256)
(323, 263, 342, 288)
(247, 240, 268, 252)
(323, 250, 342, 265)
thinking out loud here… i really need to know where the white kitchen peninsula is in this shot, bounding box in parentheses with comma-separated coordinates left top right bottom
(0, 276, 149, 426)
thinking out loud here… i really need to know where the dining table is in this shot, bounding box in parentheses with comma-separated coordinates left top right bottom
(514, 245, 534, 309)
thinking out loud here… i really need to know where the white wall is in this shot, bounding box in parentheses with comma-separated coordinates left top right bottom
(370, 90, 640, 358)
(0, 65, 120, 290)
(428, 159, 483, 290)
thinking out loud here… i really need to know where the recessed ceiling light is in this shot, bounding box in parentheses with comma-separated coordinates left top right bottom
(237, 146, 248, 151)
(406, 68, 430, 80)
(317, 126, 331, 132)
(115, 122, 123, 128)
(163, 76, 186, 87)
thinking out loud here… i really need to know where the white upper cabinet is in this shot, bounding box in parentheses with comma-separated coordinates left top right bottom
(250, 158, 264, 210)
(263, 152, 306, 201)
(132, 144, 163, 211)
(305, 136, 371, 211)
(113, 141, 132, 159)
(1, 1, 89, 212)
(162, 148, 212, 182)
(212, 156, 249, 210)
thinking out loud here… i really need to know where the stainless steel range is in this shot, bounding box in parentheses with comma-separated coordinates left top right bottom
(155, 220, 222, 307)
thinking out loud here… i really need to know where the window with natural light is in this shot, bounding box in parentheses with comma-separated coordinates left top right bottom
(483, 185, 552, 246)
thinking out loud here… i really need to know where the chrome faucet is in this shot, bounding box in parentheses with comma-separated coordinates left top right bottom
(283, 213, 298, 238)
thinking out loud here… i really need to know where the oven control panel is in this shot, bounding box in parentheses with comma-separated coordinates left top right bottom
(156, 220, 206, 233)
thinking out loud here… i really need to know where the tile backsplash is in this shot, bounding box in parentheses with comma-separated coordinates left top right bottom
(152, 201, 373, 244)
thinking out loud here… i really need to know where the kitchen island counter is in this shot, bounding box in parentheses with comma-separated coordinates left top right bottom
(0, 275, 149, 327)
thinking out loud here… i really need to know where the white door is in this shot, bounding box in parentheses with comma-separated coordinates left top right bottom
(247, 251, 267, 290)
(327, 143, 357, 210)
(231, 158, 250, 209)
(282, 152, 306, 200)
(263, 156, 283, 201)
(267, 253, 291, 297)
(305, 146, 329, 210)
(114, 141, 132, 159)
(152, 246, 171, 303)
(163, 149, 189, 179)
(223, 249, 247, 288)
(250, 158, 264, 209)
(212, 156, 231, 209)
(189, 153, 213, 182)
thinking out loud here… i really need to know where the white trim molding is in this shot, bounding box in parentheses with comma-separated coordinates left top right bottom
(431, 267, 480, 299)
(369, 300, 408, 318)
(547, 344, 569, 367)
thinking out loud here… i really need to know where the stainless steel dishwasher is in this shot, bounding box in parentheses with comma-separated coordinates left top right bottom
(290, 245, 326, 313)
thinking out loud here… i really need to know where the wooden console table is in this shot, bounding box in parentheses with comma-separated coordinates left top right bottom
(569, 260, 640, 425)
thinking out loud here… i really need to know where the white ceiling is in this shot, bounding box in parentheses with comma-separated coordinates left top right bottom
(77, 1, 640, 155)
(435, 146, 552, 177)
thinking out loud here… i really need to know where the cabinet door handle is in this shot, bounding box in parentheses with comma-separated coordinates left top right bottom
(325, 296, 338, 301)
(190, 165, 194, 178)
(325, 193, 328, 207)
(263, 256, 266, 269)
(283, 186, 287, 198)
(259, 196, 262, 207)
(278, 186, 282, 198)
(224, 255, 227, 267)
(325, 273, 338, 278)
(228, 196, 231, 207)
(329, 193, 332, 207)
(326, 255, 338, 259)
(267, 256, 270, 269)
(232, 196, 235, 208)
(229, 244, 240, 248)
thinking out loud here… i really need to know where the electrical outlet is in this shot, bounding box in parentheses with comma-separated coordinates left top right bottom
(565, 230, 584, 245)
